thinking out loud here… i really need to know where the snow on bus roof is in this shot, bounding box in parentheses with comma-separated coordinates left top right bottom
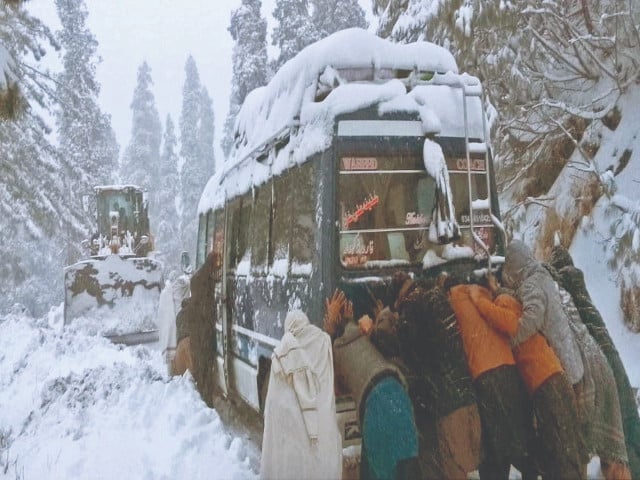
(198, 29, 485, 215)
(232, 28, 457, 161)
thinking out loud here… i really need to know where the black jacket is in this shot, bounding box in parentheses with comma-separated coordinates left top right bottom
(397, 284, 476, 420)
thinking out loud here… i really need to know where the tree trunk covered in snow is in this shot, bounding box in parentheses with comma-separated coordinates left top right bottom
(0, 0, 27, 119)
(504, 154, 602, 261)
(0, 79, 21, 120)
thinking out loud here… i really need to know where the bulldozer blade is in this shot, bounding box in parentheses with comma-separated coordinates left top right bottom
(64, 255, 164, 340)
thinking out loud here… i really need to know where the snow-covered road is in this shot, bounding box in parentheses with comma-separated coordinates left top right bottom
(0, 305, 258, 480)
(1, 297, 636, 479)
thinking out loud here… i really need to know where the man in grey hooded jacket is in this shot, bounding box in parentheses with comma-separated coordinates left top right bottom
(502, 240, 585, 386)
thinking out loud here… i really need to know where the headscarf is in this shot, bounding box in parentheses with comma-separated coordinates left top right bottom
(549, 245, 575, 270)
(171, 274, 191, 314)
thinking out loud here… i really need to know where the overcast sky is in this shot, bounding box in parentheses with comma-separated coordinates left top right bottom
(30, 0, 374, 169)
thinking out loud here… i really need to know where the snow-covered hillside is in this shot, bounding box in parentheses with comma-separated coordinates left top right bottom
(0, 305, 257, 480)
(570, 85, 640, 387)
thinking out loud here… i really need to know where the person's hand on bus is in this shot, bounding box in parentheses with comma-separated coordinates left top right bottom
(324, 289, 347, 337)
(358, 315, 373, 335)
(342, 299, 354, 322)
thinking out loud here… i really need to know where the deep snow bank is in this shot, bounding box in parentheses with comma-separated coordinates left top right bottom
(0, 305, 257, 479)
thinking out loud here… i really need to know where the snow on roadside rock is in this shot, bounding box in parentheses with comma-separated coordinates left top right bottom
(0, 306, 257, 480)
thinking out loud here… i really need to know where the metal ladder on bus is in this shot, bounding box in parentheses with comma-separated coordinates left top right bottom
(461, 78, 506, 273)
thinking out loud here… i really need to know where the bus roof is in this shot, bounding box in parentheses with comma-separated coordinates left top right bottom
(231, 28, 457, 162)
(199, 29, 487, 215)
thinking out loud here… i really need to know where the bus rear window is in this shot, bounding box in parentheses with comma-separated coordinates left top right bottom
(338, 155, 436, 268)
(338, 154, 496, 269)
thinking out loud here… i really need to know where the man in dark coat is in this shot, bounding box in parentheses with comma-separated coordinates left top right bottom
(187, 251, 217, 406)
(388, 272, 481, 479)
(550, 245, 640, 478)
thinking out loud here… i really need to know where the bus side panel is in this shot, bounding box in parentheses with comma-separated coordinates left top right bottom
(230, 275, 318, 411)
(229, 152, 330, 413)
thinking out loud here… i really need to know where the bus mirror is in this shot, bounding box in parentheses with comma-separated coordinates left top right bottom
(181, 251, 191, 274)
(140, 235, 149, 245)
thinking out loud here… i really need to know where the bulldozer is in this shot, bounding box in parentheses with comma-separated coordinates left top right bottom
(63, 185, 164, 344)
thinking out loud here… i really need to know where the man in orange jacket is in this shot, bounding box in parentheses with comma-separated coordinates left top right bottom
(470, 284, 586, 480)
(449, 283, 535, 480)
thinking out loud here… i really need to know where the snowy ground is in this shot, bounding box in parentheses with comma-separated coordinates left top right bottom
(1, 260, 638, 479)
(0, 304, 258, 480)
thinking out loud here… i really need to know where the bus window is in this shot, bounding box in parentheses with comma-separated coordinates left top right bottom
(250, 182, 271, 275)
(290, 162, 315, 274)
(237, 192, 253, 274)
(212, 209, 224, 281)
(207, 210, 215, 255)
(227, 199, 242, 270)
(338, 154, 437, 269)
(196, 212, 207, 268)
(271, 174, 292, 275)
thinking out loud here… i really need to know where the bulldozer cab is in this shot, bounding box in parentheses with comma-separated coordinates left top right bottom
(92, 185, 151, 257)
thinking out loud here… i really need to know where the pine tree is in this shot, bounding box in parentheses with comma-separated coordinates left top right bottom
(180, 56, 216, 258)
(0, 1, 87, 314)
(198, 86, 215, 179)
(55, 0, 119, 263)
(372, 0, 408, 39)
(156, 114, 182, 271)
(179, 55, 201, 255)
(221, 0, 268, 158)
(0, 0, 53, 119)
(310, 0, 368, 40)
(271, 0, 316, 70)
(120, 61, 162, 219)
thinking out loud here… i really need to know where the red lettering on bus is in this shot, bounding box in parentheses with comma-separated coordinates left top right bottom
(342, 157, 378, 171)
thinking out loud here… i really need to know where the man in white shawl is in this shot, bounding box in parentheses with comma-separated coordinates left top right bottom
(157, 273, 191, 374)
(260, 310, 342, 480)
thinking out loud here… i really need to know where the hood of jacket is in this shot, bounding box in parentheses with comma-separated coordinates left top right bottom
(502, 240, 539, 290)
(549, 245, 575, 270)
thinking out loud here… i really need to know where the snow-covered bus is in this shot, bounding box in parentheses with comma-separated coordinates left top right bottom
(195, 29, 502, 415)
